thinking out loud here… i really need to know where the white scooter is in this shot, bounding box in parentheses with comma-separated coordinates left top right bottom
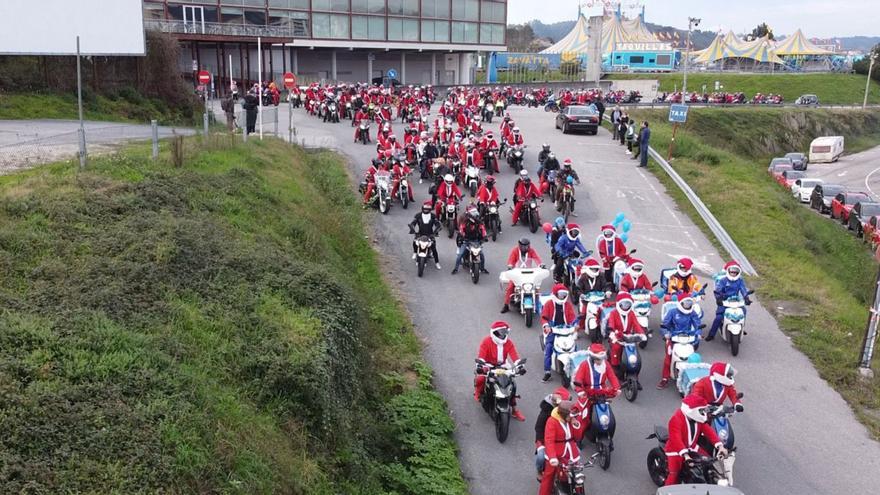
(719, 292, 753, 357)
(579, 290, 608, 343)
(500, 263, 550, 328)
(539, 319, 579, 388)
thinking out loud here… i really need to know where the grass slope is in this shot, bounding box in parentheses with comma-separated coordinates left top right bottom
(0, 136, 466, 494)
(622, 107, 880, 435)
(605, 73, 880, 105)
(0, 89, 198, 125)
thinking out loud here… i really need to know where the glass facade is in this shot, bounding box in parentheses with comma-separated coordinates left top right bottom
(146, 0, 505, 45)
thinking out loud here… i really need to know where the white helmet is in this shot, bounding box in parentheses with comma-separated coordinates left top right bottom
(724, 261, 742, 281)
(677, 294, 695, 314)
(513, 126, 520, 133)
(490, 321, 511, 345)
(681, 395, 709, 423)
(519, 169, 528, 179)
(444, 174, 454, 184)
(615, 293, 633, 315)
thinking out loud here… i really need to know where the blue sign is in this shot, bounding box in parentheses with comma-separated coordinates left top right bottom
(668, 104, 689, 123)
(386, 68, 398, 79)
(492, 52, 588, 70)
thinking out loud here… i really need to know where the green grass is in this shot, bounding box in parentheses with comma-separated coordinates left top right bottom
(605, 73, 880, 105)
(0, 135, 466, 494)
(618, 107, 880, 435)
(0, 89, 199, 125)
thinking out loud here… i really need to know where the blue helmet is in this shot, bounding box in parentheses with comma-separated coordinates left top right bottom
(555, 216, 565, 227)
(566, 176, 574, 185)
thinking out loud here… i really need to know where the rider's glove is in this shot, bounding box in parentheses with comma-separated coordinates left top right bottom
(549, 458, 559, 467)
(716, 446, 729, 459)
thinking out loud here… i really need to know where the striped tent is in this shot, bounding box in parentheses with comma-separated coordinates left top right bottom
(733, 35, 785, 64)
(600, 14, 633, 53)
(693, 34, 734, 63)
(773, 29, 833, 56)
(621, 16, 657, 42)
(541, 13, 591, 54)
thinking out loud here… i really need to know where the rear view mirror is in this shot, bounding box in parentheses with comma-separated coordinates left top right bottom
(737, 392, 744, 399)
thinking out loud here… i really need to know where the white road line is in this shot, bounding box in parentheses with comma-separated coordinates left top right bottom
(865, 166, 880, 197)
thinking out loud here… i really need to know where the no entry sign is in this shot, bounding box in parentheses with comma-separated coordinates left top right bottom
(283, 72, 297, 89)
(197, 70, 210, 85)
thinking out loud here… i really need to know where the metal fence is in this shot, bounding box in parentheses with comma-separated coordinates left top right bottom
(145, 19, 308, 38)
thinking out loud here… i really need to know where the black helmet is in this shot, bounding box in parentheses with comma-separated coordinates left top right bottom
(518, 237, 530, 251)
(542, 143, 550, 151)
(467, 209, 480, 223)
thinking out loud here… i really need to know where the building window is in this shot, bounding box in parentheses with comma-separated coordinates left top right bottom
(630, 55, 645, 64)
(421, 19, 449, 42)
(352, 0, 385, 14)
(388, 0, 419, 16)
(221, 7, 244, 23)
(421, 0, 449, 18)
(244, 9, 267, 25)
(352, 15, 385, 39)
(451, 21, 477, 42)
(388, 17, 419, 41)
(313, 13, 349, 38)
(451, 0, 478, 21)
(143, 3, 165, 21)
(480, 1, 505, 23)
(268, 0, 309, 7)
(312, 0, 349, 12)
(479, 23, 504, 44)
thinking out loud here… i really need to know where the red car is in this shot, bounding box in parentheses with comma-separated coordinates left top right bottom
(776, 170, 806, 189)
(830, 191, 874, 223)
(770, 164, 793, 182)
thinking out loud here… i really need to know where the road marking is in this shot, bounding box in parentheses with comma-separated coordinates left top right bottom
(865, 166, 880, 197)
(616, 189, 626, 198)
(837, 171, 848, 177)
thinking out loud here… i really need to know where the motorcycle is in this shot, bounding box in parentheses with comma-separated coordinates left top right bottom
(539, 321, 579, 388)
(413, 234, 436, 277)
(494, 99, 505, 117)
(395, 173, 410, 209)
(550, 456, 597, 495)
(499, 262, 549, 327)
(617, 333, 645, 402)
(483, 149, 499, 174)
(579, 290, 607, 343)
(357, 121, 371, 145)
(442, 201, 459, 238)
(481, 199, 506, 242)
(507, 145, 526, 173)
(451, 159, 463, 186)
(707, 400, 742, 486)
(475, 357, 527, 443)
(629, 288, 655, 348)
(343, 102, 353, 120)
(324, 101, 339, 123)
(517, 196, 542, 233)
(546, 170, 558, 200)
(646, 426, 731, 487)
(544, 97, 560, 113)
(465, 163, 481, 197)
(462, 241, 484, 284)
(290, 92, 301, 108)
(611, 249, 637, 290)
(578, 391, 616, 471)
(373, 170, 392, 214)
(482, 102, 495, 123)
(557, 182, 576, 222)
(718, 291, 753, 356)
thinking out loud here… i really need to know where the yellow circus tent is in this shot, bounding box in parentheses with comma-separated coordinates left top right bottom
(600, 14, 633, 53)
(773, 29, 833, 56)
(541, 13, 590, 54)
(621, 16, 657, 42)
(541, 12, 660, 55)
(733, 36, 785, 64)
(693, 32, 783, 65)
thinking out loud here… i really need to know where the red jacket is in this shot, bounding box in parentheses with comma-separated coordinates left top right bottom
(596, 237, 627, 268)
(460, 149, 483, 168)
(514, 182, 542, 202)
(477, 184, 500, 204)
(573, 359, 620, 398)
(507, 246, 541, 268)
(543, 411, 586, 464)
(691, 376, 742, 407)
(476, 335, 520, 366)
(606, 310, 645, 343)
(436, 182, 462, 205)
(541, 299, 577, 327)
(506, 133, 524, 146)
(619, 273, 652, 292)
(664, 409, 723, 457)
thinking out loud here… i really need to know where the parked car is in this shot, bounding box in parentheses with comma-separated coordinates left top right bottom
(768, 157, 793, 174)
(830, 191, 874, 223)
(777, 169, 806, 188)
(785, 152, 809, 171)
(792, 178, 823, 203)
(809, 136, 844, 163)
(555, 105, 599, 134)
(863, 216, 880, 247)
(795, 94, 819, 106)
(847, 202, 880, 235)
(810, 183, 847, 214)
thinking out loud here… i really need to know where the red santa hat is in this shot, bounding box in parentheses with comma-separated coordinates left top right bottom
(615, 292, 633, 303)
(549, 386, 571, 405)
(422, 200, 433, 208)
(681, 394, 709, 422)
(563, 158, 573, 165)
(601, 224, 616, 233)
(710, 362, 737, 386)
(551, 283, 570, 300)
(678, 257, 694, 270)
(490, 320, 511, 344)
(586, 343, 607, 360)
(615, 292, 633, 313)
(584, 258, 600, 268)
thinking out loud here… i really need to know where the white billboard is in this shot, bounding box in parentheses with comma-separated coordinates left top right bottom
(0, 0, 145, 55)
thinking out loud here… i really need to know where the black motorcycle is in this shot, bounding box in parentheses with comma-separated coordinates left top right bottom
(480, 199, 506, 242)
(356, 121, 371, 145)
(483, 149, 499, 175)
(646, 426, 731, 487)
(461, 240, 484, 284)
(412, 234, 436, 278)
(517, 196, 542, 233)
(507, 145, 525, 173)
(442, 201, 459, 238)
(475, 357, 526, 443)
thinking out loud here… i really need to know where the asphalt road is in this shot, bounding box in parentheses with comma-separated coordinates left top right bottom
(282, 103, 880, 494)
(806, 143, 880, 195)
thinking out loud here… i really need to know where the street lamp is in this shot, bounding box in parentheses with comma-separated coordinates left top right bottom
(864, 52, 877, 109)
(682, 17, 700, 95)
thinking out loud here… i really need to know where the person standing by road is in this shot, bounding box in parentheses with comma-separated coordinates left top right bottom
(595, 97, 606, 126)
(610, 106, 622, 141)
(221, 94, 236, 132)
(638, 121, 651, 168)
(243, 90, 259, 135)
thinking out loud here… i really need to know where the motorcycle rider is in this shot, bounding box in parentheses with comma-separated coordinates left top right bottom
(474, 321, 526, 422)
(476, 175, 500, 209)
(667, 257, 703, 295)
(452, 208, 489, 275)
(557, 159, 580, 186)
(390, 155, 415, 203)
(555, 176, 578, 216)
(691, 362, 744, 412)
(538, 400, 585, 495)
(352, 106, 372, 142)
(539, 152, 560, 194)
(573, 343, 621, 425)
(657, 293, 703, 389)
(501, 238, 542, 313)
(618, 258, 652, 293)
(596, 224, 628, 284)
(663, 395, 727, 486)
(511, 174, 542, 227)
(480, 132, 500, 173)
(407, 200, 442, 270)
(606, 292, 647, 374)
(434, 173, 463, 217)
(547, 217, 566, 258)
(506, 126, 524, 148)
(537, 143, 552, 167)
(361, 159, 381, 206)
(540, 284, 578, 382)
(534, 387, 571, 479)
(575, 258, 610, 295)
(553, 223, 589, 282)
(706, 261, 751, 341)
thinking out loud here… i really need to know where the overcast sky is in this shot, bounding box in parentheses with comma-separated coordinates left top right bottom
(507, 0, 879, 38)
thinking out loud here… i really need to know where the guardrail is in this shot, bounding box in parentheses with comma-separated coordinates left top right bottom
(145, 19, 308, 38)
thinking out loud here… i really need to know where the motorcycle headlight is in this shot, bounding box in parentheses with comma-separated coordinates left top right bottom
(470, 246, 481, 255)
(530, 201, 537, 208)
(728, 324, 742, 332)
(489, 207, 497, 213)
(522, 283, 534, 292)
(494, 388, 507, 398)
(599, 414, 610, 426)
(628, 354, 638, 365)
(574, 473, 585, 485)
(418, 240, 430, 248)
(515, 152, 522, 157)
(446, 205, 455, 212)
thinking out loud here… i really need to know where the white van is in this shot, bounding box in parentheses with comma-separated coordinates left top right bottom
(809, 136, 844, 163)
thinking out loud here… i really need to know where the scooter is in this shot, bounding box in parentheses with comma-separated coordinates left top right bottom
(629, 287, 656, 348)
(539, 319, 579, 388)
(577, 391, 616, 470)
(499, 263, 550, 328)
(664, 325, 705, 392)
(708, 399, 742, 486)
(462, 241, 484, 285)
(579, 290, 607, 343)
(719, 292, 753, 356)
(617, 333, 646, 402)
(475, 357, 527, 443)
(646, 427, 730, 487)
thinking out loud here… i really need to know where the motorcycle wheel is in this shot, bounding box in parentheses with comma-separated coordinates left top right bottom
(525, 307, 534, 328)
(401, 192, 409, 209)
(447, 218, 455, 238)
(529, 213, 538, 233)
(597, 439, 611, 470)
(647, 447, 668, 487)
(491, 219, 498, 242)
(495, 410, 510, 443)
(544, 106, 551, 113)
(471, 263, 480, 284)
(417, 257, 426, 278)
(624, 376, 638, 402)
(730, 333, 741, 357)
(379, 196, 389, 215)
(470, 182, 477, 197)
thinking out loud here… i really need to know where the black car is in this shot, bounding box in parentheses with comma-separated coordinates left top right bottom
(809, 183, 847, 214)
(847, 202, 880, 235)
(785, 152, 808, 171)
(555, 105, 599, 135)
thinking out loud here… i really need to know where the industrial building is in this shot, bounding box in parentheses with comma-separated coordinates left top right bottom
(143, 0, 508, 92)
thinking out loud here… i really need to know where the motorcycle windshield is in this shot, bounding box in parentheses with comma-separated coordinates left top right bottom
(500, 266, 550, 285)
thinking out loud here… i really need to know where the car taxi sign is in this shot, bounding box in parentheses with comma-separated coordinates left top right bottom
(668, 104, 689, 123)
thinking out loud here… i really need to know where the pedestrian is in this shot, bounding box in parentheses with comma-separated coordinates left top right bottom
(625, 121, 636, 154)
(221, 93, 236, 132)
(618, 113, 628, 146)
(595, 98, 605, 125)
(243, 90, 259, 135)
(610, 106, 622, 140)
(638, 121, 651, 167)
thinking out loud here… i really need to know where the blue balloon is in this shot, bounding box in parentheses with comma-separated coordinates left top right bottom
(614, 212, 625, 223)
(622, 220, 632, 232)
(620, 233, 629, 243)
(612, 218, 622, 228)
(654, 288, 665, 298)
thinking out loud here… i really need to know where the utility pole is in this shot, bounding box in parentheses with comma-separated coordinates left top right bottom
(682, 17, 700, 95)
(864, 52, 876, 109)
